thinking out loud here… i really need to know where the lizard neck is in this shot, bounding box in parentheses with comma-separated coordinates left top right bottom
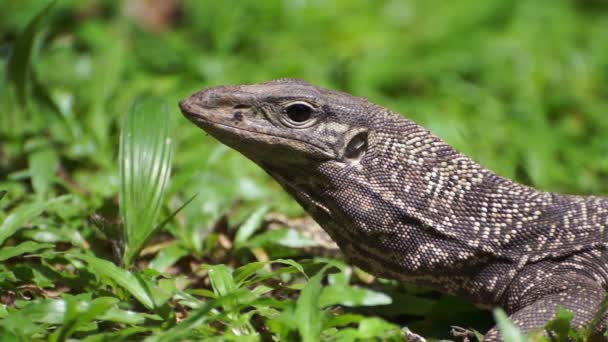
(305, 110, 608, 302)
(367, 111, 608, 261)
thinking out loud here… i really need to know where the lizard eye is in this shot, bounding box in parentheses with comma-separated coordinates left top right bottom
(283, 102, 314, 125)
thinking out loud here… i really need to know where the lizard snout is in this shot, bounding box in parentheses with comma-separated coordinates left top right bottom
(185, 86, 254, 110)
(179, 85, 259, 129)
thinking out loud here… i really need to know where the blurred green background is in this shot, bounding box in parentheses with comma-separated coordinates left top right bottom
(1, 0, 607, 340)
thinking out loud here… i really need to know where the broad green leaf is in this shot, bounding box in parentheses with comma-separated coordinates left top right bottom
(325, 313, 365, 329)
(0, 270, 17, 284)
(187, 288, 217, 299)
(6, 0, 56, 107)
(0, 329, 20, 342)
(319, 269, 391, 307)
(357, 317, 401, 339)
(0, 297, 123, 341)
(319, 285, 391, 308)
(325, 328, 359, 341)
(234, 205, 269, 247)
(28, 145, 59, 199)
(232, 261, 268, 285)
(23, 226, 85, 247)
(0, 191, 6, 203)
(0, 241, 53, 261)
(50, 296, 118, 342)
(120, 97, 173, 267)
(0, 299, 66, 338)
(267, 305, 298, 341)
(234, 258, 307, 286)
(207, 264, 236, 297)
(295, 271, 324, 342)
(13, 299, 68, 324)
(68, 253, 170, 310)
(251, 284, 274, 296)
(0, 196, 68, 246)
(493, 308, 528, 342)
(148, 242, 188, 273)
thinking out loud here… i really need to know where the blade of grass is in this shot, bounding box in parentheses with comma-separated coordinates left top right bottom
(153, 193, 197, 233)
(28, 145, 59, 199)
(493, 308, 529, 342)
(234, 205, 269, 248)
(0, 241, 54, 261)
(292, 261, 342, 341)
(145, 193, 197, 272)
(119, 97, 173, 267)
(295, 271, 324, 342)
(6, 0, 56, 108)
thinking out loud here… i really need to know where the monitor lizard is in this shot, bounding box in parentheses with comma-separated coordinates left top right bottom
(179, 78, 608, 340)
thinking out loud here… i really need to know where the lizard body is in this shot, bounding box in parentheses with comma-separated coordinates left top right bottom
(179, 79, 608, 340)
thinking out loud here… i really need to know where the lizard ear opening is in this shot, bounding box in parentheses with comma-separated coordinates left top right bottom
(344, 131, 368, 161)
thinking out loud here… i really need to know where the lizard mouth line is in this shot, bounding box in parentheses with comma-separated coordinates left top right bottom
(187, 114, 333, 158)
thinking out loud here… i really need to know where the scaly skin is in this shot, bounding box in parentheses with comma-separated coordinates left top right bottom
(179, 79, 608, 340)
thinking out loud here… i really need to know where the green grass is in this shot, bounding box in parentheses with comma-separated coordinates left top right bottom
(1, 0, 607, 340)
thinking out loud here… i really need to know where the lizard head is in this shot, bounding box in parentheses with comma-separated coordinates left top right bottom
(179, 78, 372, 167)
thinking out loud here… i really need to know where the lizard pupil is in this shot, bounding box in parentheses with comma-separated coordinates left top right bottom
(285, 103, 313, 123)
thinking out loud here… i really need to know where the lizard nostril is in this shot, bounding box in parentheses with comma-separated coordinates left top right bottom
(232, 111, 244, 122)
